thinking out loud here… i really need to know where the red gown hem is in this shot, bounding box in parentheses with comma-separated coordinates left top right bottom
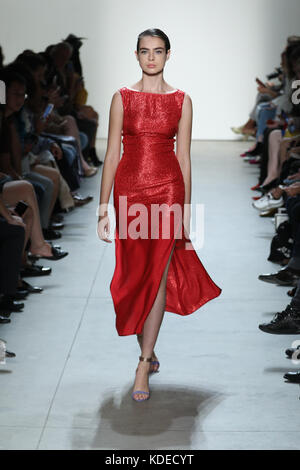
(116, 286, 222, 337)
(114, 236, 177, 337)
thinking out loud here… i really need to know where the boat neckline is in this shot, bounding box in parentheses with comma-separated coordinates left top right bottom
(124, 86, 179, 95)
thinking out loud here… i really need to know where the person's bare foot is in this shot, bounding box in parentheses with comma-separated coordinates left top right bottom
(30, 241, 53, 257)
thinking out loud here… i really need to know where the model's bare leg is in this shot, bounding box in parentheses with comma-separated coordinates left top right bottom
(132, 242, 176, 400)
(261, 129, 282, 186)
(137, 333, 159, 372)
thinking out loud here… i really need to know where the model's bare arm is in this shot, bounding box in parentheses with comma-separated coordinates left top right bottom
(176, 94, 192, 234)
(97, 91, 123, 242)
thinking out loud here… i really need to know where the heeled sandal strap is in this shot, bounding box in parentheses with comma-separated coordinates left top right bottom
(139, 355, 152, 362)
(132, 390, 150, 402)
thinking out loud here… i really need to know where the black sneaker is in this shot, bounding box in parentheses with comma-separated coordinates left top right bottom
(259, 304, 300, 334)
(5, 350, 16, 358)
(283, 371, 300, 383)
(285, 345, 300, 359)
(258, 267, 300, 286)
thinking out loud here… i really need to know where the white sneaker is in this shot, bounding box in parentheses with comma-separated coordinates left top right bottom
(252, 193, 269, 210)
(252, 193, 284, 211)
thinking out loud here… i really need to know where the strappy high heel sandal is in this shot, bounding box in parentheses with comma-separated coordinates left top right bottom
(150, 358, 160, 374)
(132, 355, 152, 402)
(136, 336, 160, 374)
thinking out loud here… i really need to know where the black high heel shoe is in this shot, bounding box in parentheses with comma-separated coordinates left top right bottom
(259, 177, 280, 194)
(245, 142, 263, 157)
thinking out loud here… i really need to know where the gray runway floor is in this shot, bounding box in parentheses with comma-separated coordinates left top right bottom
(0, 140, 299, 450)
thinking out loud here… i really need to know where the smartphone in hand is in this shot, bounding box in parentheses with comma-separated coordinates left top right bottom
(14, 200, 28, 217)
(42, 103, 54, 121)
(256, 77, 268, 88)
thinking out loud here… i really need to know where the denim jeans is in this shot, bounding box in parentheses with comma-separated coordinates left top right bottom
(255, 102, 277, 140)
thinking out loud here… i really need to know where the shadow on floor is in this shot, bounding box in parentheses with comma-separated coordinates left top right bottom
(72, 384, 224, 450)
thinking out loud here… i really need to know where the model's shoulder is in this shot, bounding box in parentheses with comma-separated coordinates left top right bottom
(179, 91, 192, 107)
(116, 86, 128, 94)
(180, 90, 191, 100)
(111, 88, 126, 102)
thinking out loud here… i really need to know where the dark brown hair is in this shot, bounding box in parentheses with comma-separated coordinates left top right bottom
(137, 28, 170, 53)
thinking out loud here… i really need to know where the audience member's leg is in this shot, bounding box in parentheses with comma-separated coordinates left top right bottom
(261, 129, 282, 186)
(58, 144, 81, 192)
(42, 157, 75, 211)
(0, 218, 25, 296)
(31, 165, 59, 221)
(2, 180, 53, 257)
(61, 115, 94, 172)
(249, 92, 272, 122)
(23, 172, 53, 229)
(278, 137, 299, 172)
(255, 103, 277, 143)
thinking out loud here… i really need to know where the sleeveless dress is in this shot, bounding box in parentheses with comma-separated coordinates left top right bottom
(110, 86, 222, 336)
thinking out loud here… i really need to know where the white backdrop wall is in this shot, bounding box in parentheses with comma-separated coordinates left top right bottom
(0, 0, 299, 140)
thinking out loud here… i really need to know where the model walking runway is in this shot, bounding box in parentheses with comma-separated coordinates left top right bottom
(110, 86, 221, 336)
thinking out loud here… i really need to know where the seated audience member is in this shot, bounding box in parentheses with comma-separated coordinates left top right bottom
(64, 33, 102, 168)
(15, 51, 92, 209)
(0, 69, 68, 263)
(0, 67, 62, 240)
(0, 172, 68, 262)
(45, 42, 99, 174)
(232, 35, 300, 386)
(0, 77, 68, 262)
(252, 44, 300, 189)
(0, 34, 101, 362)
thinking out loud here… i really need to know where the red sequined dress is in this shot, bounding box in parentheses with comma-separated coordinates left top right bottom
(110, 86, 222, 336)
